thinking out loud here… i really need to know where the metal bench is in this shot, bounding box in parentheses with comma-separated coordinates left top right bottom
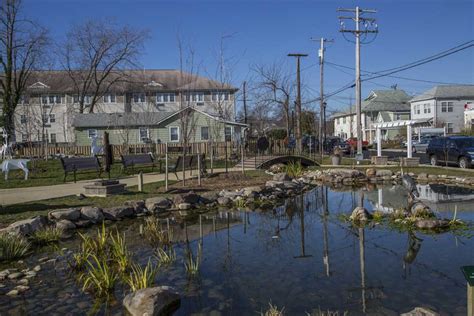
(60, 156, 101, 183)
(121, 153, 155, 173)
(168, 154, 206, 180)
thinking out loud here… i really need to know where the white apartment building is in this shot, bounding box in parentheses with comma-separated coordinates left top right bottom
(12, 70, 237, 144)
(410, 85, 474, 134)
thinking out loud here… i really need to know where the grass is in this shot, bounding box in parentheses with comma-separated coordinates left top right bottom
(110, 231, 131, 273)
(124, 259, 159, 292)
(142, 217, 171, 247)
(80, 255, 119, 298)
(30, 226, 63, 245)
(0, 157, 231, 189)
(285, 161, 304, 178)
(261, 303, 285, 316)
(0, 233, 30, 262)
(155, 246, 176, 266)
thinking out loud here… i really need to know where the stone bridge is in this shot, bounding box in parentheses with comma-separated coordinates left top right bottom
(235, 155, 320, 170)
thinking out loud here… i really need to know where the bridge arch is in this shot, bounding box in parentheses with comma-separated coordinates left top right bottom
(256, 155, 320, 169)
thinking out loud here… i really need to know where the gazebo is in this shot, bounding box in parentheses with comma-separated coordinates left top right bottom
(372, 119, 432, 164)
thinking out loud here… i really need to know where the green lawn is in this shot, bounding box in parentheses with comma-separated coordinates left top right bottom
(0, 158, 231, 189)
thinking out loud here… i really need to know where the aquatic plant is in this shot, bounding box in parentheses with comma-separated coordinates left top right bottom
(0, 233, 30, 262)
(71, 244, 91, 271)
(80, 255, 118, 298)
(110, 231, 131, 273)
(124, 259, 159, 292)
(155, 246, 176, 266)
(285, 161, 304, 178)
(30, 226, 63, 245)
(184, 242, 202, 277)
(234, 198, 246, 209)
(143, 217, 171, 247)
(372, 211, 385, 223)
(261, 302, 285, 316)
(307, 309, 348, 316)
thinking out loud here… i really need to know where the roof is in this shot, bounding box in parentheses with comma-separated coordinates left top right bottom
(72, 107, 247, 128)
(410, 85, 474, 102)
(21, 70, 238, 94)
(362, 89, 411, 112)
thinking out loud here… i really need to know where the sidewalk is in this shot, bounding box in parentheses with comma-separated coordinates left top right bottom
(0, 167, 243, 206)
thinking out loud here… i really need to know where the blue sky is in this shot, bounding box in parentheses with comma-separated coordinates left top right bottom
(24, 0, 474, 115)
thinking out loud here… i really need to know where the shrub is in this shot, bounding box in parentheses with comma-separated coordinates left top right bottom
(285, 161, 304, 178)
(124, 259, 158, 292)
(0, 234, 30, 262)
(30, 226, 63, 245)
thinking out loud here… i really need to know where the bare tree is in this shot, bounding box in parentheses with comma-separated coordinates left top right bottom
(0, 0, 48, 142)
(253, 62, 294, 139)
(60, 19, 148, 113)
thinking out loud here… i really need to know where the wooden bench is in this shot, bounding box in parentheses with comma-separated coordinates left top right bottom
(168, 154, 206, 180)
(121, 153, 155, 173)
(60, 156, 101, 183)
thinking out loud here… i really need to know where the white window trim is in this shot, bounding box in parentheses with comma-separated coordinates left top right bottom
(138, 127, 150, 142)
(88, 129, 98, 139)
(169, 126, 180, 142)
(49, 113, 56, 123)
(103, 94, 116, 103)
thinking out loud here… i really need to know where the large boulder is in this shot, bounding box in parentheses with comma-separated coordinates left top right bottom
(80, 207, 104, 223)
(123, 286, 181, 316)
(242, 186, 263, 197)
(415, 219, 450, 230)
(55, 219, 76, 231)
(365, 168, 376, 178)
(375, 169, 393, 177)
(48, 208, 81, 221)
(124, 200, 147, 214)
(199, 191, 219, 204)
(273, 173, 291, 181)
(102, 206, 134, 221)
(145, 197, 172, 213)
(217, 196, 231, 206)
(350, 207, 372, 222)
(325, 169, 366, 179)
(0, 216, 48, 236)
(173, 191, 200, 205)
(268, 163, 286, 174)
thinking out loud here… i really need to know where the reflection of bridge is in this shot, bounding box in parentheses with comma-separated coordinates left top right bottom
(235, 155, 320, 169)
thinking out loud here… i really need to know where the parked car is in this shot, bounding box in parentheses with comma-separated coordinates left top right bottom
(344, 137, 369, 153)
(426, 136, 474, 168)
(412, 136, 438, 153)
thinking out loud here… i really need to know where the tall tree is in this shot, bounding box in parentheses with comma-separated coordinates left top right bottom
(0, 0, 48, 142)
(60, 19, 148, 113)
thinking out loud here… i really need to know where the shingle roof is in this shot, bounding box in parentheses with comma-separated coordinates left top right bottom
(410, 85, 474, 102)
(362, 89, 411, 112)
(72, 112, 175, 128)
(23, 70, 238, 93)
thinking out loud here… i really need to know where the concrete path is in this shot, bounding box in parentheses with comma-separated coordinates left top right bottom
(0, 167, 244, 206)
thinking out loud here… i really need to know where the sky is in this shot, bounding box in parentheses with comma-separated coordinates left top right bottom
(23, 0, 474, 116)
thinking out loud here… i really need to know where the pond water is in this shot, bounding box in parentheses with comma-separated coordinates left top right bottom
(1, 184, 473, 316)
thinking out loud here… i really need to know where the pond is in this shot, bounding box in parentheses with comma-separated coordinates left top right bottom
(0, 184, 473, 315)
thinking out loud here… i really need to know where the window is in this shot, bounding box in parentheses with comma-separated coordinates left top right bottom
(446, 122, 454, 134)
(201, 126, 209, 140)
(49, 133, 56, 143)
(73, 95, 79, 103)
(103, 94, 116, 103)
(343, 117, 346, 124)
(42, 95, 62, 105)
(139, 127, 149, 142)
(169, 126, 179, 142)
(42, 114, 49, 124)
(212, 92, 229, 101)
(416, 104, 420, 114)
(185, 92, 204, 102)
(49, 114, 56, 123)
(225, 126, 232, 142)
(423, 104, 430, 114)
(156, 93, 175, 103)
(20, 115, 27, 124)
(133, 93, 146, 103)
(441, 101, 453, 112)
(73, 95, 92, 104)
(88, 129, 98, 139)
(21, 134, 28, 142)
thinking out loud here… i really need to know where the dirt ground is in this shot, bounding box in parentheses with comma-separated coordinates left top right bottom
(157, 170, 271, 194)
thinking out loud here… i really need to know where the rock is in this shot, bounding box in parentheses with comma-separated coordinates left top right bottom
(8, 272, 24, 279)
(325, 168, 366, 179)
(350, 207, 372, 222)
(242, 186, 263, 197)
(219, 190, 242, 198)
(33, 265, 41, 272)
(411, 203, 434, 218)
(80, 207, 104, 223)
(17, 278, 29, 285)
(417, 173, 428, 181)
(0, 269, 11, 280)
(268, 163, 286, 173)
(122, 286, 181, 316)
(178, 203, 192, 210)
(217, 197, 231, 206)
(375, 169, 393, 177)
(102, 206, 134, 220)
(145, 197, 172, 213)
(173, 191, 200, 205)
(200, 192, 219, 204)
(415, 219, 450, 230)
(265, 180, 285, 189)
(55, 219, 76, 231)
(124, 200, 147, 214)
(400, 307, 439, 316)
(0, 283, 5, 288)
(366, 168, 376, 178)
(14, 285, 29, 293)
(273, 173, 291, 181)
(74, 220, 93, 228)
(38, 257, 49, 263)
(25, 271, 37, 278)
(48, 208, 81, 221)
(281, 181, 298, 189)
(0, 216, 48, 236)
(6, 289, 19, 296)
(303, 170, 322, 180)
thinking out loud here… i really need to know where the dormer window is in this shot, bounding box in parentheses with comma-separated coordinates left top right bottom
(156, 93, 175, 103)
(28, 81, 49, 89)
(185, 92, 204, 102)
(41, 94, 63, 105)
(212, 92, 229, 101)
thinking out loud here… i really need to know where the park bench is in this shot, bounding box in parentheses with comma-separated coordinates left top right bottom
(121, 153, 155, 173)
(60, 156, 101, 183)
(168, 154, 206, 180)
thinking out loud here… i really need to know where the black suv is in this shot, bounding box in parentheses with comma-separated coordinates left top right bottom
(426, 136, 474, 168)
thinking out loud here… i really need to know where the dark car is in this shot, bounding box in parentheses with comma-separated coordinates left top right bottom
(302, 135, 318, 152)
(426, 136, 474, 168)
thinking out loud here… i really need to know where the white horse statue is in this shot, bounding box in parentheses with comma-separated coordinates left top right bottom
(91, 136, 103, 156)
(1, 159, 29, 180)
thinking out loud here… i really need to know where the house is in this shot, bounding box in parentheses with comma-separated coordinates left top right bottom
(410, 85, 474, 134)
(12, 70, 238, 144)
(333, 89, 411, 141)
(72, 107, 246, 145)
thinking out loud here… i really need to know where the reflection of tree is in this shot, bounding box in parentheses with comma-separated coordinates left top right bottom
(403, 232, 423, 278)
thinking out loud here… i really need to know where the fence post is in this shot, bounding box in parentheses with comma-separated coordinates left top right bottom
(138, 171, 143, 192)
(165, 142, 168, 191)
(241, 141, 244, 174)
(197, 147, 201, 186)
(210, 141, 214, 175)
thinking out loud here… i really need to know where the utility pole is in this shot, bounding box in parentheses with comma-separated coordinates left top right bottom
(288, 53, 308, 154)
(338, 7, 378, 160)
(243, 81, 248, 125)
